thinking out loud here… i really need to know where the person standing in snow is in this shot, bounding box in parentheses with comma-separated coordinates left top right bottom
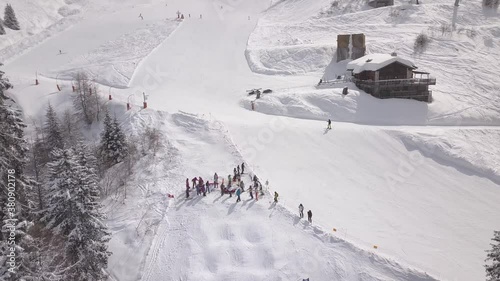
(307, 210, 313, 223)
(202, 182, 206, 196)
(274, 192, 279, 203)
(255, 188, 258, 201)
(186, 178, 190, 199)
(299, 204, 304, 218)
(237, 165, 240, 175)
(249, 186, 253, 199)
(228, 175, 232, 187)
(214, 173, 219, 189)
(241, 162, 245, 174)
(236, 188, 241, 202)
(327, 119, 332, 130)
(206, 180, 210, 193)
(220, 182, 225, 196)
(233, 168, 237, 178)
(239, 180, 245, 192)
(192, 177, 197, 188)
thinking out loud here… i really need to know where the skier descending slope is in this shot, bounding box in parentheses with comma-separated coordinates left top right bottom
(307, 210, 313, 223)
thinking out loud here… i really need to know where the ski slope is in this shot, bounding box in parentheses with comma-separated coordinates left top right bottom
(2, 0, 500, 281)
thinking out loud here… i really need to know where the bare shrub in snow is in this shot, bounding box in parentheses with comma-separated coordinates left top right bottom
(440, 23, 452, 36)
(143, 126, 163, 156)
(414, 33, 429, 53)
(483, 0, 500, 9)
(72, 72, 105, 125)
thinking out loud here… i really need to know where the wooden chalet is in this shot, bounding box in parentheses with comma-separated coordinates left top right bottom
(346, 53, 436, 102)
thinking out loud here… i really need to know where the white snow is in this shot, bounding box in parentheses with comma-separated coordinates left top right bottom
(346, 53, 416, 74)
(2, 0, 500, 281)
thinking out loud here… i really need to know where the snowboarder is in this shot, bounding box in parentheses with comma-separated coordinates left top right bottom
(239, 180, 245, 192)
(214, 173, 219, 188)
(299, 204, 304, 218)
(206, 180, 210, 193)
(237, 165, 240, 175)
(307, 210, 312, 223)
(241, 162, 245, 174)
(274, 192, 279, 203)
(249, 186, 253, 199)
(327, 119, 332, 129)
(236, 188, 241, 202)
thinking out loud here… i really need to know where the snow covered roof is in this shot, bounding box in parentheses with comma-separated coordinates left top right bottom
(346, 54, 416, 74)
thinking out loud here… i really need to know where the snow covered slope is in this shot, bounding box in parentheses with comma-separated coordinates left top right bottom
(2, 0, 499, 281)
(247, 0, 500, 125)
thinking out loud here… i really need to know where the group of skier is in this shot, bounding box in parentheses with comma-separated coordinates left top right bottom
(186, 162, 270, 203)
(185, 168, 313, 224)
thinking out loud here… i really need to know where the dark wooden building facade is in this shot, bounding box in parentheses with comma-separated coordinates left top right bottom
(347, 54, 436, 102)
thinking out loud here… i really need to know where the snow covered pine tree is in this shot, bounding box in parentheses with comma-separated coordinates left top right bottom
(42, 147, 110, 280)
(0, 20, 6, 35)
(486, 230, 500, 281)
(3, 4, 20, 31)
(0, 64, 37, 280)
(43, 103, 64, 154)
(99, 110, 128, 168)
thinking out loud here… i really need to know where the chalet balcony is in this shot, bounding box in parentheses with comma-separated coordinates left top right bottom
(353, 77, 437, 88)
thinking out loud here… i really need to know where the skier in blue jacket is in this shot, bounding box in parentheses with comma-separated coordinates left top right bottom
(236, 188, 241, 202)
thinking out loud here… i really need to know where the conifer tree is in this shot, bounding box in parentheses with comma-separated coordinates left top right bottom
(43, 103, 64, 155)
(0, 20, 5, 35)
(486, 230, 500, 281)
(99, 111, 127, 168)
(0, 64, 37, 280)
(3, 4, 20, 31)
(42, 147, 110, 280)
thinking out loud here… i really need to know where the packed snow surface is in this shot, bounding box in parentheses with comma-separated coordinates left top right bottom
(2, 0, 500, 281)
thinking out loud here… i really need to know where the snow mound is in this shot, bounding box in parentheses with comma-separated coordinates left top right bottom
(245, 45, 335, 75)
(391, 129, 500, 185)
(49, 20, 180, 88)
